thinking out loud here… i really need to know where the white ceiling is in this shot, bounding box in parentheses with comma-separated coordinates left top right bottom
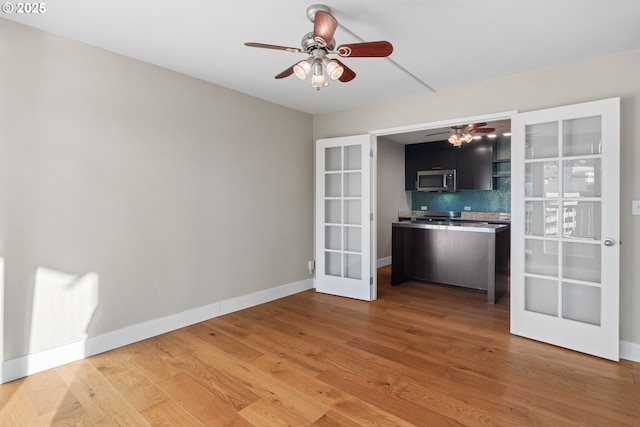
(4, 0, 640, 116)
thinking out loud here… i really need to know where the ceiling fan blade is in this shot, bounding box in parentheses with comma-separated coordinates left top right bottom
(313, 11, 338, 47)
(474, 128, 496, 133)
(336, 41, 393, 57)
(333, 59, 356, 82)
(468, 122, 487, 129)
(275, 65, 295, 79)
(244, 42, 302, 53)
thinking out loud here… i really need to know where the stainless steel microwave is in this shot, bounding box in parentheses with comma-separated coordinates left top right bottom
(416, 169, 457, 192)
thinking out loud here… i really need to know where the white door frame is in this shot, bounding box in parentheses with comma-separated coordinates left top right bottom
(370, 111, 518, 140)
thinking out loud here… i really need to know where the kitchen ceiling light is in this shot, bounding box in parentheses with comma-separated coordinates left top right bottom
(448, 131, 473, 147)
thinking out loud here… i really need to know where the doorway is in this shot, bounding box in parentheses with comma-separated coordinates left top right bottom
(371, 111, 516, 270)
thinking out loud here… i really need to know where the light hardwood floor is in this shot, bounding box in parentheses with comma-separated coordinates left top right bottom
(2, 265, 639, 426)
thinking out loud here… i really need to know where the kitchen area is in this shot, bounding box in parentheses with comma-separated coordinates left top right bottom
(377, 119, 512, 303)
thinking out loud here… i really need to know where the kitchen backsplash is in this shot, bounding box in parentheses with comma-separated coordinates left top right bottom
(411, 178, 511, 212)
(411, 135, 511, 213)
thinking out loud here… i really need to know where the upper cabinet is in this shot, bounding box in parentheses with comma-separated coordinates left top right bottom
(405, 139, 494, 191)
(456, 138, 494, 190)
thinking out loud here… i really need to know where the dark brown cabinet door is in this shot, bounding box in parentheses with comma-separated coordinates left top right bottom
(456, 139, 493, 190)
(404, 143, 421, 190)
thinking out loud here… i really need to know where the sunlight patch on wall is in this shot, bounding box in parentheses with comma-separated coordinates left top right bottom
(29, 268, 99, 354)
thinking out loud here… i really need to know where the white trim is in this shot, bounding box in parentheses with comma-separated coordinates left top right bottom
(377, 256, 392, 268)
(0, 278, 313, 384)
(369, 110, 519, 138)
(621, 340, 640, 363)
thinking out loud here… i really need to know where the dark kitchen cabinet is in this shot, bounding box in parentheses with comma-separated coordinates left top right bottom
(405, 139, 493, 191)
(404, 141, 457, 190)
(404, 143, 421, 190)
(456, 138, 494, 190)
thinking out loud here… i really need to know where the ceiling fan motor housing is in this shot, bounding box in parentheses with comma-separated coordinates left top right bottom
(301, 32, 335, 52)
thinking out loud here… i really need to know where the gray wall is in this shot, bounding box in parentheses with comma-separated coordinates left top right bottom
(376, 138, 409, 262)
(315, 50, 640, 346)
(0, 20, 314, 361)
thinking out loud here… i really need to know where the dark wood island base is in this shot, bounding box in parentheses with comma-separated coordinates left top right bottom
(392, 221, 510, 304)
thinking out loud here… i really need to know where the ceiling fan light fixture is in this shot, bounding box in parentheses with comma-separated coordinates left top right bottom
(464, 133, 474, 143)
(293, 59, 312, 79)
(311, 60, 327, 89)
(325, 59, 344, 80)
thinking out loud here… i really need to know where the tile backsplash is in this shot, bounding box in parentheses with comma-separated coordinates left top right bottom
(411, 178, 511, 213)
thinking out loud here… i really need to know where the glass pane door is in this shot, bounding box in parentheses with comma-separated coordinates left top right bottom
(315, 135, 373, 301)
(511, 98, 620, 361)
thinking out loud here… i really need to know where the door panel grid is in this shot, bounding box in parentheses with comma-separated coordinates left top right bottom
(523, 116, 603, 323)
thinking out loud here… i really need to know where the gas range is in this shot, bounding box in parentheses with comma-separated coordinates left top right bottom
(398, 211, 461, 222)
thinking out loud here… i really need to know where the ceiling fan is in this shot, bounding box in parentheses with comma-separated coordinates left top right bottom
(426, 123, 496, 147)
(244, 4, 393, 90)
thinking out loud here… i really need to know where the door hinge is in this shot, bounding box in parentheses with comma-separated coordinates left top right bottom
(370, 148, 375, 157)
(370, 213, 374, 221)
(370, 276, 374, 285)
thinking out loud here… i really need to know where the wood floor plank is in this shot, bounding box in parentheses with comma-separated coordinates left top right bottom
(22, 368, 79, 416)
(140, 399, 205, 427)
(0, 378, 42, 427)
(90, 351, 168, 412)
(208, 316, 331, 376)
(309, 409, 365, 427)
(37, 400, 95, 427)
(317, 367, 461, 426)
(252, 353, 443, 427)
(56, 359, 151, 427)
(184, 322, 264, 363)
(129, 350, 182, 384)
(158, 373, 252, 427)
(167, 351, 261, 412)
(239, 397, 318, 427)
(179, 334, 331, 425)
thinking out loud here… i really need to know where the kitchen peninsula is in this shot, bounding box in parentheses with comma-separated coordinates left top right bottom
(392, 215, 509, 304)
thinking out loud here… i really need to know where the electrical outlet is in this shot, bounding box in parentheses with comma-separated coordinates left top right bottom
(633, 200, 640, 216)
(420, 205, 428, 211)
(464, 206, 472, 211)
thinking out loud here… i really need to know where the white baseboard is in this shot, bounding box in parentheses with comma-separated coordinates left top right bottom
(377, 256, 391, 268)
(621, 340, 640, 363)
(0, 278, 313, 384)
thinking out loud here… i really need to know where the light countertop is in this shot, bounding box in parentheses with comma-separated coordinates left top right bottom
(393, 220, 510, 233)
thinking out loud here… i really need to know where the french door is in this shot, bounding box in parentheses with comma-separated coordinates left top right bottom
(511, 97, 620, 361)
(315, 134, 375, 301)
